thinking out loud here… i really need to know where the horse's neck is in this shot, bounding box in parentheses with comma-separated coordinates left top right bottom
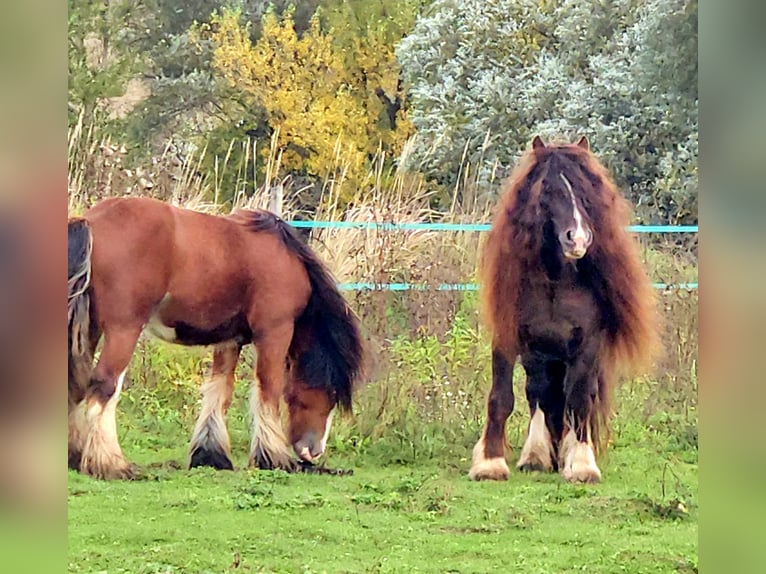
(539, 243, 579, 284)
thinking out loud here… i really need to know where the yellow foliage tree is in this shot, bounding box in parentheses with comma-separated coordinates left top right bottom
(205, 6, 413, 203)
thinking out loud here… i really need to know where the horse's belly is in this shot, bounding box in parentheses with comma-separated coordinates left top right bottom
(145, 313, 178, 343)
(144, 294, 252, 346)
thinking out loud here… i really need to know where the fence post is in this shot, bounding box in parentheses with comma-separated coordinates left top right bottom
(268, 183, 284, 217)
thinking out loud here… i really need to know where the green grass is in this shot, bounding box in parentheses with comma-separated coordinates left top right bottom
(68, 416, 697, 574)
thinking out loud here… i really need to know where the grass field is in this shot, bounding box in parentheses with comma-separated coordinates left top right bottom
(68, 334, 698, 574)
(67, 435, 697, 574)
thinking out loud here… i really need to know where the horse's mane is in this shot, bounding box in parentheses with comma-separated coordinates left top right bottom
(229, 208, 365, 412)
(481, 140, 660, 377)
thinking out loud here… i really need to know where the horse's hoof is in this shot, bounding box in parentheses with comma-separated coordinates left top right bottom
(68, 449, 82, 471)
(81, 461, 136, 480)
(250, 448, 300, 473)
(468, 457, 510, 481)
(517, 460, 553, 473)
(562, 466, 602, 484)
(560, 442, 602, 484)
(189, 446, 234, 471)
(468, 436, 510, 481)
(517, 409, 554, 473)
(517, 444, 554, 473)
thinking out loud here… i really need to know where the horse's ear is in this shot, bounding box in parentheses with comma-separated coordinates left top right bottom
(576, 136, 590, 151)
(532, 135, 545, 150)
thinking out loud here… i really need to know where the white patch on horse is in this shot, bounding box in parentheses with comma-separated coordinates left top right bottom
(80, 369, 130, 477)
(468, 434, 510, 481)
(560, 173, 588, 243)
(559, 429, 601, 484)
(517, 404, 553, 471)
(319, 409, 335, 456)
(145, 293, 177, 343)
(189, 348, 236, 461)
(249, 388, 292, 468)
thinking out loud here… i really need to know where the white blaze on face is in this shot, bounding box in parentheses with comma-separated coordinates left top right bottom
(319, 409, 335, 456)
(559, 174, 590, 252)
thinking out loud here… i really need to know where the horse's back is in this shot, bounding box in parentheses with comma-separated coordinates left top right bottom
(83, 197, 311, 336)
(171, 205, 311, 321)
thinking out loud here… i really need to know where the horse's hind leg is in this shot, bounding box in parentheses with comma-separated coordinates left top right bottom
(248, 323, 297, 471)
(78, 326, 141, 480)
(189, 341, 240, 470)
(68, 296, 102, 470)
(560, 364, 601, 484)
(69, 321, 102, 471)
(469, 347, 515, 481)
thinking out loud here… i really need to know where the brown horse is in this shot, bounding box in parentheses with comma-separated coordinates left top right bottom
(469, 136, 659, 483)
(68, 197, 366, 479)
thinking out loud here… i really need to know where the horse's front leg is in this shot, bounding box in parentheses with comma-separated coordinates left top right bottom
(469, 345, 516, 481)
(189, 341, 241, 470)
(248, 322, 298, 472)
(559, 355, 602, 484)
(516, 363, 561, 473)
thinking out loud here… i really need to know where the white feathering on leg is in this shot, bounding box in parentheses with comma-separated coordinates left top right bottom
(80, 370, 132, 479)
(468, 435, 510, 481)
(189, 372, 233, 461)
(249, 387, 293, 469)
(517, 406, 554, 471)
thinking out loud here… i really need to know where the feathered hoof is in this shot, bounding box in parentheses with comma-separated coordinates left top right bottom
(560, 440, 602, 484)
(189, 445, 234, 471)
(80, 455, 136, 480)
(516, 437, 554, 473)
(562, 464, 602, 484)
(469, 457, 510, 481)
(517, 408, 554, 473)
(250, 444, 300, 473)
(517, 458, 554, 473)
(468, 438, 510, 481)
(68, 448, 82, 471)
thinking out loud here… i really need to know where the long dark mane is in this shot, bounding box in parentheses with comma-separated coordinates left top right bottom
(480, 141, 660, 452)
(230, 209, 366, 412)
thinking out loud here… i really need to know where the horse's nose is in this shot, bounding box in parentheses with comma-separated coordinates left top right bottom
(294, 433, 325, 462)
(296, 444, 324, 462)
(561, 227, 589, 259)
(311, 445, 325, 459)
(298, 446, 313, 461)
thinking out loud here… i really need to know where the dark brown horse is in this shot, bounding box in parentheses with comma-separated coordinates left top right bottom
(469, 136, 659, 483)
(68, 197, 365, 479)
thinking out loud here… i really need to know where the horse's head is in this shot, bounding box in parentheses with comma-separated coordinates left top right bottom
(284, 379, 335, 463)
(533, 135, 594, 260)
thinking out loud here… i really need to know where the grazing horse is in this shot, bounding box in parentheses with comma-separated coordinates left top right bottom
(469, 136, 659, 483)
(68, 197, 366, 479)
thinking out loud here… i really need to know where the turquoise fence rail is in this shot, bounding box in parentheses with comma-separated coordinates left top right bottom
(286, 220, 698, 291)
(337, 282, 697, 292)
(288, 221, 698, 233)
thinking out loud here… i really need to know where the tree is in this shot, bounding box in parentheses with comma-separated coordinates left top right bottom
(68, 0, 146, 126)
(201, 3, 419, 204)
(397, 0, 698, 223)
(119, 0, 324, 156)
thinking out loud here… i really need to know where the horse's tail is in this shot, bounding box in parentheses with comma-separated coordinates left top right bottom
(238, 210, 366, 413)
(68, 218, 94, 409)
